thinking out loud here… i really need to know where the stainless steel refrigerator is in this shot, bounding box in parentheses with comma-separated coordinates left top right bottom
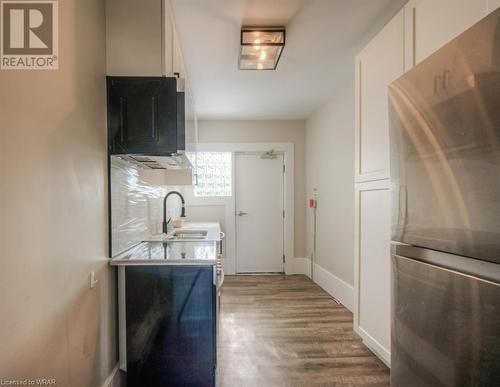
(388, 8, 500, 387)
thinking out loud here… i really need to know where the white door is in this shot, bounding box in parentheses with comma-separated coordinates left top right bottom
(235, 153, 284, 273)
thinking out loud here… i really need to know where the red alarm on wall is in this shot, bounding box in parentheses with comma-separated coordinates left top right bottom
(309, 198, 317, 208)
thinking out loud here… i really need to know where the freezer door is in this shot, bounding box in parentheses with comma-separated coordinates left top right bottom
(388, 8, 500, 263)
(391, 254, 500, 387)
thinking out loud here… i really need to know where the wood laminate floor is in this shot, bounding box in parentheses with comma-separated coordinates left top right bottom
(217, 275, 389, 387)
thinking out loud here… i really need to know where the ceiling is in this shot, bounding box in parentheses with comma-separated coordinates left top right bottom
(171, 0, 407, 120)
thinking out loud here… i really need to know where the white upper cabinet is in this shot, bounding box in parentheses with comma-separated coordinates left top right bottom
(490, 0, 500, 12)
(404, 0, 490, 71)
(185, 94, 198, 146)
(355, 10, 405, 183)
(106, 0, 182, 77)
(173, 29, 187, 79)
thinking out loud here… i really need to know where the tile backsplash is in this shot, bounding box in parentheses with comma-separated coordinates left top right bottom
(110, 156, 167, 256)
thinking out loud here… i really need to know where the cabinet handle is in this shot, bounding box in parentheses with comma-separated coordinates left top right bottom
(398, 185, 408, 227)
(174, 72, 180, 78)
(443, 70, 451, 89)
(434, 75, 442, 94)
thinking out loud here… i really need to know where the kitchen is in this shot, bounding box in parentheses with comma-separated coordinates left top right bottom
(1, 0, 500, 386)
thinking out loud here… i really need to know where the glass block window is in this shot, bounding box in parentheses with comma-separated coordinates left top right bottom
(190, 152, 232, 197)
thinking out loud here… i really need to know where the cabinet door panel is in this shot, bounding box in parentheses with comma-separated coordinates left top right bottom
(173, 29, 187, 79)
(356, 11, 404, 182)
(106, 0, 177, 76)
(106, 0, 163, 76)
(126, 266, 216, 387)
(405, 0, 488, 68)
(354, 180, 391, 364)
(490, 0, 500, 12)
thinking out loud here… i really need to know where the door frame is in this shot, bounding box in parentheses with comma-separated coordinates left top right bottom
(195, 142, 294, 275)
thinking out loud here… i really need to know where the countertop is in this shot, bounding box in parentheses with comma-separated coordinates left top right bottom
(110, 222, 222, 266)
(110, 241, 218, 266)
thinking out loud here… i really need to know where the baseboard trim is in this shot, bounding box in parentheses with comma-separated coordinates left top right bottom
(102, 363, 122, 387)
(355, 326, 391, 367)
(292, 257, 311, 276)
(293, 257, 354, 312)
(313, 262, 355, 312)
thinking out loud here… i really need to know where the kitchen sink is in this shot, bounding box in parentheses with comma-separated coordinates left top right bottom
(167, 229, 208, 241)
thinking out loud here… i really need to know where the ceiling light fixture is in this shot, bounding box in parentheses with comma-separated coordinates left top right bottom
(239, 27, 285, 70)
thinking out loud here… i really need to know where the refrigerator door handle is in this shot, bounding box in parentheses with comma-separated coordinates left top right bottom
(398, 184, 408, 229)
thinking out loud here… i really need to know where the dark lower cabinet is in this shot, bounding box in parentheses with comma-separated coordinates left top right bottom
(125, 266, 216, 387)
(107, 77, 183, 155)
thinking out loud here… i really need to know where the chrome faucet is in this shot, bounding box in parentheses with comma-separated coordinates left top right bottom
(162, 191, 186, 234)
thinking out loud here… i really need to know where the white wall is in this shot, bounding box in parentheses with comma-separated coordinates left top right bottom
(198, 120, 306, 258)
(0, 0, 117, 385)
(305, 76, 355, 286)
(302, 2, 408, 310)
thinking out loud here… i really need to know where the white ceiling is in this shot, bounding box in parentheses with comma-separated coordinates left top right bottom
(171, 0, 407, 120)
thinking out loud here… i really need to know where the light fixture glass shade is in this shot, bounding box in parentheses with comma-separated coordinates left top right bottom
(239, 27, 285, 70)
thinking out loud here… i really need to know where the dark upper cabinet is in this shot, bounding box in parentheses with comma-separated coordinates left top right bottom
(107, 76, 185, 156)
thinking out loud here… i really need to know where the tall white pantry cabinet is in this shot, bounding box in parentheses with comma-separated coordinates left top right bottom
(353, 0, 500, 366)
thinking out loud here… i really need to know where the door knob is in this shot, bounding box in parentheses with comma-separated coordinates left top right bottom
(237, 211, 248, 217)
